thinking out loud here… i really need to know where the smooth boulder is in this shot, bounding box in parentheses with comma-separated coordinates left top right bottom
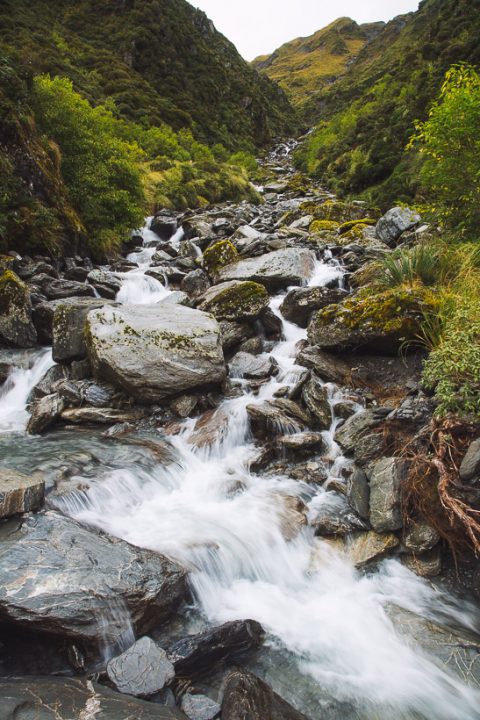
(216, 248, 316, 290)
(0, 511, 187, 645)
(86, 304, 226, 402)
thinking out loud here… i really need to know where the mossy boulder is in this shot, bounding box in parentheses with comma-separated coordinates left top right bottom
(203, 240, 239, 277)
(308, 286, 440, 354)
(52, 298, 116, 363)
(0, 270, 37, 348)
(216, 248, 316, 291)
(313, 200, 380, 224)
(198, 281, 269, 321)
(338, 219, 377, 234)
(309, 220, 340, 233)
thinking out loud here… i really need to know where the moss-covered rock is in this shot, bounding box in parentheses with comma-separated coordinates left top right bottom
(198, 280, 269, 321)
(309, 220, 340, 233)
(203, 240, 239, 277)
(312, 200, 379, 224)
(308, 285, 440, 354)
(0, 270, 37, 348)
(339, 218, 377, 234)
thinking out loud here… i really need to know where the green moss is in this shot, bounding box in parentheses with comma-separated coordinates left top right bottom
(338, 218, 376, 234)
(203, 240, 239, 276)
(309, 219, 340, 233)
(312, 200, 375, 224)
(0, 269, 29, 315)
(201, 281, 268, 320)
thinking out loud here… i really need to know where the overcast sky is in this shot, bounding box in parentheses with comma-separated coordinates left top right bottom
(193, 1, 419, 60)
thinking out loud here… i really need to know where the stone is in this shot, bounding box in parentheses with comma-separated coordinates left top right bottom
(181, 694, 220, 720)
(52, 298, 115, 363)
(277, 432, 325, 453)
(219, 320, 254, 351)
(312, 496, 368, 536)
(335, 410, 382, 454)
(347, 467, 370, 521)
(170, 394, 198, 418)
(247, 400, 312, 440)
(345, 530, 399, 567)
(296, 346, 351, 385)
(301, 373, 332, 429)
(229, 352, 277, 380)
(86, 304, 226, 402)
(0, 678, 185, 719)
(198, 281, 269, 321)
(0, 511, 186, 645)
(459, 438, 480, 482)
(368, 457, 409, 532)
(26, 393, 65, 435)
(216, 248, 316, 290)
(107, 637, 175, 698)
(375, 206, 421, 246)
(181, 269, 211, 299)
(402, 546, 442, 577)
(280, 287, 348, 328)
(168, 620, 265, 677)
(0, 270, 37, 348)
(87, 269, 122, 293)
(43, 279, 96, 300)
(151, 214, 178, 240)
(402, 521, 440, 553)
(203, 240, 239, 276)
(220, 669, 309, 720)
(32, 299, 65, 344)
(0, 468, 44, 518)
(61, 408, 140, 425)
(188, 408, 230, 449)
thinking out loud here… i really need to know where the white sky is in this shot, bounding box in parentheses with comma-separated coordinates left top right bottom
(193, 1, 420, 60)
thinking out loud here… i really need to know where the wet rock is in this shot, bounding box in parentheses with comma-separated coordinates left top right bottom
(0, 511, 186, 645)
(375, 207, 421, 246)
(402, 546, 442, 577)
(387, 394, 434, 425)
(347, 467, 370, 521)
(181, 694, 220, 720)
(229, 352, 277, 380)
(0, 468, 44, 518)
(220, 669, 309, 720)
(188, 408, 230, 449)
(87, 269, 122, 293)
(32, 299, 65, 344)
(216, 248, 316, 291)
(296, 346, 350, 385)
(301, 373, 331, 430)
(0, 270, 37, 348)
(52, 298, 115, 363)
(335, 410, 382, 454)
(259, 306, 283, 339)
(247, 399, 312, 440)
(346, 530, 399, 567)
(170, 394, 198, 418)
(312, 495, 368, 536)
(27, 393, 65, 434)
(0, 677, 185, 719)
(107, 637, 175, 698)
(402, 521, 440, 553)
(43, 279, 96, 300)
(368, 457, 408, 532)
(151, 214, 178, 241)
(168, 620, 264, 677)
(31, 364, 69, 399)
(277, 432, 325, 453)
(83, 381, 117, 407)
(181, 269, 211, 299)
(61, 408, 141, 425)
(86, 304, 226, 402)
(459, 438, 480, 482)
(160, 291, 191, 307)
(280, 287, 348, 328)
(16, 260, 57, 281)
(198, 281, 269, 321)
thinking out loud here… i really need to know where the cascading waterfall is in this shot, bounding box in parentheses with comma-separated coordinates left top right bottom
(55, 257, 480, 720)
(0, 349, 54, 434)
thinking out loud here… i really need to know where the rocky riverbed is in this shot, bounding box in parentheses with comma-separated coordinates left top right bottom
(0, 142, 480, 719)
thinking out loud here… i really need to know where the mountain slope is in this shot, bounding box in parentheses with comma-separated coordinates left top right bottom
(295, 0, 480, 206)
(253, 17, 384, 115)
(0, 0, 296, 150)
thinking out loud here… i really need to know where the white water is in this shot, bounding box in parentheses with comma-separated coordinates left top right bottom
(55, 257, 480, 719)
(0, 349, 54, 434)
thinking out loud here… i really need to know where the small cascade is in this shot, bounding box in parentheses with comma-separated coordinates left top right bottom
(0, 349, 54, 434)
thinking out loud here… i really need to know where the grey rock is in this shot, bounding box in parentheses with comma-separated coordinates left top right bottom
(296, 346, 351, 385)
(403, 521, 440, 553)
(0, 468, 44, 518)
(375, 206, 421, 246)
(335, 410, 381, 454)
(277, 432, 325, 453)
(27, 393, 65, 435)
(301, 373, 331, 430)
(198, 280, 269, 321)
(401, 546, 442, 577)
(181, 269, 211, 299)
(87, 269, 122, 292)
(86, 304, 226, 402)
(221, 669, 309, 720)
(459, 438, 480, 482)
(61, 408, 140, 425)
(181, 694, 220, 720)
(0, 511, 186, 644)
(43, 279, 96, 300)
(107, 637, 175, 697)
(347, 467, 370, 520)
(31, 364, 69, 400)
(280, 287, 347, 328)
(229, 352, 277, 379)
(159, 291, 191, 306)
(312, 497, 368, 536)
(219, 320, 254, 351)
(0, 678, 185, 719)
(170, 394, 198, 418)
(345, 530, 399, 567)
(247, 400, 312, 440)
(368, 457, 409, 532)
(216, 248, 316, 290)
(0, 270, 37, 348)
(52, 298, 115, 363)
(151, 214, 178, 241)
(33, 299, 66, 344)
(388, 395, 434, 425)
(168, 620, 265, 677)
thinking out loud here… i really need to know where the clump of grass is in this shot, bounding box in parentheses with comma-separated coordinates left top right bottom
(378, 244, 444, 288)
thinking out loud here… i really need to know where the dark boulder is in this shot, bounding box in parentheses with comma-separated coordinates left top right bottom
(220, 669, 309, 720)
(280, 286, 347, 328)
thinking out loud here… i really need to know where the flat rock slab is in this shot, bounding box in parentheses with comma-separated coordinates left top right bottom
(0, 511, 187, 645)
(86, 304, 226, 402)
(0, 678, 186, 720)
(107, 637, 175, 697)
(0, 468, 44, 518)
(216, 249, 316, 290)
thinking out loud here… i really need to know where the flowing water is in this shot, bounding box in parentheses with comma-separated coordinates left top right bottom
(1, 220, 480, 718)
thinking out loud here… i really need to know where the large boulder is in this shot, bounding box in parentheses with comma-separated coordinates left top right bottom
(0, 270, 37, 348)
(368, 457, 409, 532)
(216, 249, 316, 291)
(197, 281, 269, 321)
(0, 468, 44, 518)
(221, 669, 309, 720)
(0, 511, 187, 645)
(280, 286, 347, 328)
(52, 298, 116, 363)
(0, 678, 186, 720)
(375, 207, 421, 246)
(86, 304, 226, 402)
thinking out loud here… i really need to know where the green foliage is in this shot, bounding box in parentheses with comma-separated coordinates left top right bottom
(378, 244, 444, 288)
(409, 64, 480, 236)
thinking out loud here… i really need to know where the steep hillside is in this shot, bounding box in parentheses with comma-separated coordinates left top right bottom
(295, 0, 480, 206)
(0, 0, 296, 150)
(253, 17, 384, 115)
